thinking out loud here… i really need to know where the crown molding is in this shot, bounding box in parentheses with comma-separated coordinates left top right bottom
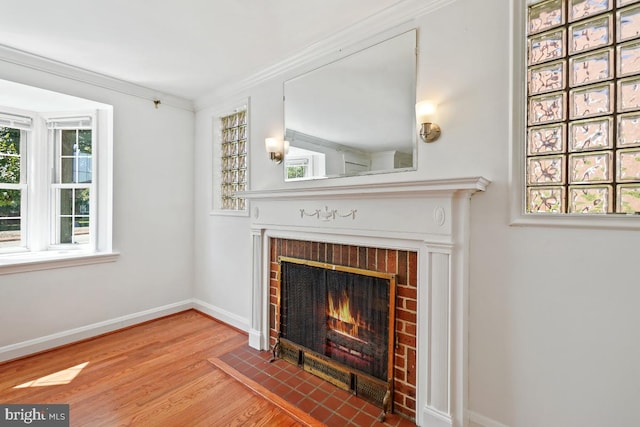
(0, 44, 194, 112)
(194, 0, 457, 110)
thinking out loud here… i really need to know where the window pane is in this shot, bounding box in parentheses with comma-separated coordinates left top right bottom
(529, 60, 566, 95)
(61, 130, 75, 156)
(570, 0, 612, 22)
(61, 158, 75, 183)
(529, 124, 566, 155)
(55, 188, 90, 245)
(618, 113, 640, 146)
(618, 4, 640, 42)
(529, 93, 566, 124)
(529, 0, 565, 34)
(569, 48, 613, 86)
(74, 216, 90, 244)
(527, 155, 565, 185)
(569, 117, 613, 151)
(0, 127, 21, 184)
(568, 185, 613, 212)
(0, 189, 21, 247)
(59, 129, 92, 184)
(528, 186, 566, 213)
(569, 151, 613, 183)
(617, 183, 640, 212)
(618, 76, 640, 111)
(569, 14, 612, 55)
(78, 130, 92, 155)
(570, 83, 613, 119)
(617, 148, 640, 180)
(617, 40, 640, 76)
(529, 29, 566, 65)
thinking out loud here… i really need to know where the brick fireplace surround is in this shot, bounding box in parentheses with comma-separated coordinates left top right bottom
(242, 178, 488, 426)
(269, 238, 419, 419)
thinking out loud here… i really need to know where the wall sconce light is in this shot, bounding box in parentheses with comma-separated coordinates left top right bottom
(265, 137, 289, 164)
(415, 100, 441, 143)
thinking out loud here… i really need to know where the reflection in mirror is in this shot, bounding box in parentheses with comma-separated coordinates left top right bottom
(283, 29, 417, 181)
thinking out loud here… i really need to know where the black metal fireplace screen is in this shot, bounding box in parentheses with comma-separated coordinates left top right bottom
(276, 256, 396, 413)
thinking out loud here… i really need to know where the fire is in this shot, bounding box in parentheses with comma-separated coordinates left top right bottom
(327, 290, 368, 342)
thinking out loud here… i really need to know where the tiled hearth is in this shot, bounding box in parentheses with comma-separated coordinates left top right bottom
(216, 344, 417, 427)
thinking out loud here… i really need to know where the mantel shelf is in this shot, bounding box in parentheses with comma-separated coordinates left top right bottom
(239, 176, 490, 201)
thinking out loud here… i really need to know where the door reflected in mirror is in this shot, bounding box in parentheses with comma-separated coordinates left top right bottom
(283, 29, 417, 181)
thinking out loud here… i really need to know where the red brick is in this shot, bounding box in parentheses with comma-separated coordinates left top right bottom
(397, 332, 416, 348)
(397, 251, 408, 284)
(387, 250, 398, 274)
(396, 308, 415, 322)
(408, 251, 417, 286)
(358, 247, 367, 269)
(396, 284, 417, 300)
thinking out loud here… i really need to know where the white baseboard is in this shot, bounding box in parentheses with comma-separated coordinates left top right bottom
(466, 410, 510, 427)
(191, 298, 250, 333)
(422, 406, 453, 427)
(0, 300, 193, 363)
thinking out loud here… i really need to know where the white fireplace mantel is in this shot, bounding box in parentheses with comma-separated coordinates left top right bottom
(241, 177, 489, 427)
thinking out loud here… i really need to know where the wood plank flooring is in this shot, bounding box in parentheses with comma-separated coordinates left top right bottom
(0, 310, 313, 426)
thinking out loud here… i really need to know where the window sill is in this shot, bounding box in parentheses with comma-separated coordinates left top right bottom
(0, 251, 120, 275)
(210, 209, 250, 217)
(511, 212, 640, 230)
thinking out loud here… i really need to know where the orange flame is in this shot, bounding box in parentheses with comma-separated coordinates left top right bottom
(327, 290, 367, 342)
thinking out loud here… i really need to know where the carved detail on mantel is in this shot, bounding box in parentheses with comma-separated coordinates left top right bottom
(300, 206, 357, 221)
(434, 206, 446, 227)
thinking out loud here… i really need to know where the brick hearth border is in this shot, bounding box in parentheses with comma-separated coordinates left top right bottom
(268, 237, 418, 421)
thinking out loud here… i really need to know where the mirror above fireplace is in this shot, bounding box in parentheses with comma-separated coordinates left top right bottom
(283, 29, 417, 181)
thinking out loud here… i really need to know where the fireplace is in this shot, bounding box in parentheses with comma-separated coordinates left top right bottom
(242, 178, 489, 426)
(269, 239, 418, 419)
(274, 255, 397, 416)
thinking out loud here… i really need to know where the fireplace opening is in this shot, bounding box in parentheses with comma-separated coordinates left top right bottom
(275, 256, 396, 416)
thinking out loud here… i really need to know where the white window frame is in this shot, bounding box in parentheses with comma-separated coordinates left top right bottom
(510, 0, 640, 230)
(211, 98, 250, 217)
(0, 106, 116, 274)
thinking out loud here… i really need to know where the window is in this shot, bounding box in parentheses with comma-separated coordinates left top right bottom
(49, 117, 94, 246)
(0, 83, 114, 272)
(525, 0, 640, 214)
(285, 157, 310, 180)
(0, 116, 28, 249)
(212, 103, 249, 215)
(0, 112, 101, 255)
(283, 146, 326, 181)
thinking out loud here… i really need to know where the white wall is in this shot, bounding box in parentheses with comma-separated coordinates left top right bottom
(193, 0, 640, 426)
(0, 59, 195, 359)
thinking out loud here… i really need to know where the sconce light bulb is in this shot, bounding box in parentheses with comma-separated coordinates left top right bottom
(415, 100, 437, 122)
(265, 137, 285, 164)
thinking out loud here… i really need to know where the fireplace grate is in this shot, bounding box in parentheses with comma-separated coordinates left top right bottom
(276, 251, 396, 416)
(279, 338, 391, 410)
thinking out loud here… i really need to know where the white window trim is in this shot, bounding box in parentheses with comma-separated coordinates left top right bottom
(210, 98, 250, 217)
(509, 0, 640, 230)
(0, 107, 117, 274)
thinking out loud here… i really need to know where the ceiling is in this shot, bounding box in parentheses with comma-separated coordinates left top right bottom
(0, 0, 406, 101)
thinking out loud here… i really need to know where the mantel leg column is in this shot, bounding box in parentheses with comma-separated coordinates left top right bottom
(421, 248, 454, 427)
(248, 228, 264, 350)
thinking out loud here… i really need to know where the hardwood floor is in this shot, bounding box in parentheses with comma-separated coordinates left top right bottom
(0, 310, 315, 426)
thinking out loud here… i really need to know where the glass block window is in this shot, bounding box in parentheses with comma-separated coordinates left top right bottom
(219, 109, 247, 211)
(526, 0, 640, 214)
